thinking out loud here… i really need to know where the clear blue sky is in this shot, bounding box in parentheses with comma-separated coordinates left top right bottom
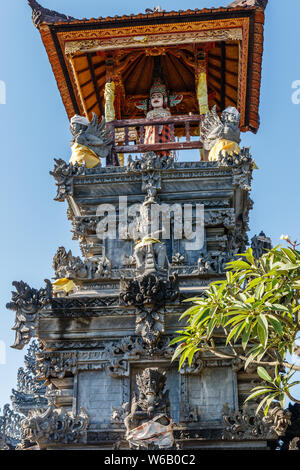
(0, 0, 300, 408)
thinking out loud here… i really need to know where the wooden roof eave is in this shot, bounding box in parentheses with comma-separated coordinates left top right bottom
(32, 3, 266, 134)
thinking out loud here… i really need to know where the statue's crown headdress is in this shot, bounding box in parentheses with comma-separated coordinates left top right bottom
(149, 78, 168, 98)
(70, 114, 89, 127)
(221, 106, 240, 122)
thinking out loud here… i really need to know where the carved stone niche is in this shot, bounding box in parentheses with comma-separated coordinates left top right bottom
(124, 368, 174, 450)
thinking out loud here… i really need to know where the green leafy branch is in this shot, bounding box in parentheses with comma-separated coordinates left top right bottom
(171, 244, 300, 413)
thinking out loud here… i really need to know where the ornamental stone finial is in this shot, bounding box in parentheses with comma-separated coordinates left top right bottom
(28, 0, 76, 28)
(227, 0, 268, 9)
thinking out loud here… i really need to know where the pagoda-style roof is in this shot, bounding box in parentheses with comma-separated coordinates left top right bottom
(29, 0, 268, 133)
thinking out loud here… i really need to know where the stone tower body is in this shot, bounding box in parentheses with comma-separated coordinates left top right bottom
(6, 0, 289, 450)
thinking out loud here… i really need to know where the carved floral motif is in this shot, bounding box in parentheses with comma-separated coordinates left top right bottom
(21, 402, 89, 446)
(50, 158, 85, 202)
(222, 403, 291, 441)
(7, 281, 52, 350)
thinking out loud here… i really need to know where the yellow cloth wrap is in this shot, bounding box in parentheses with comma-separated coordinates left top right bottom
(208, 139, 241, 162)
(197, 72, 209, 115)
(69, 142, 101, 168)
(52, 278, 76, 294)
(134, 237, 163, 251)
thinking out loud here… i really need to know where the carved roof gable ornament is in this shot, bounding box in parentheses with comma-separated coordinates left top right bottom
(227, 0, 268, 9)
(145, 6, 165, 13)
(28, 0, 76, 28)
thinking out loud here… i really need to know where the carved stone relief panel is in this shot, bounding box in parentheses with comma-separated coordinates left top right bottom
(77, 370, 126, 430)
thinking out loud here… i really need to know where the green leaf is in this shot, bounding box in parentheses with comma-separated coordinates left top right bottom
(257, 367, 272, 383)
(257, 314, 268, 348)
(182, 297, 202, 303)
(242, 321, 252, 350)
(256, 394, 274, 415)
(171, 343, 189, 362)
(263, 396, 277, 416)
(206, 316, 218, 338)
(179, 305, 201, 320)
(226, 323, 244, 345)
(187, 346, 199, 367)
(168, 336, 189, 346)
(245, 387, 274, 402)
(190, 308, 211, 328)
(267, 316, 283, 336)
(255, 283, 265, 300)
(245, 277, 264, 292)
(227, 260, 251, 270)
(178, 346, 191, 369)
(244, 345, 263, 370)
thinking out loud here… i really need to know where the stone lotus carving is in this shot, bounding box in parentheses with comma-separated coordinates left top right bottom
(21, 402, 89, 446)
(50, 158, 85, 202)
(6, 280, 52, 350)
(222, 403, 291, 441)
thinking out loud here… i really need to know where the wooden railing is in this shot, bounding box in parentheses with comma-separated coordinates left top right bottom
(107, 114, 204, 156)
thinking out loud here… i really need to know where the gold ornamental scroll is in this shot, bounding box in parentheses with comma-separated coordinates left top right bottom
(196, 53, 209, 160)
(197, 72, 209, 116)
(104, 81, 116, 122)
(104, 80, 125, 166)
(104, 80, 123, 166)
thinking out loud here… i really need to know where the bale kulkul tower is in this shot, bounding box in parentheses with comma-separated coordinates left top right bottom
(5, 0, 292, 450)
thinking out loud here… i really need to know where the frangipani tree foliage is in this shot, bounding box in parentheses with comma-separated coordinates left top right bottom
(171, 238, 300, 415)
